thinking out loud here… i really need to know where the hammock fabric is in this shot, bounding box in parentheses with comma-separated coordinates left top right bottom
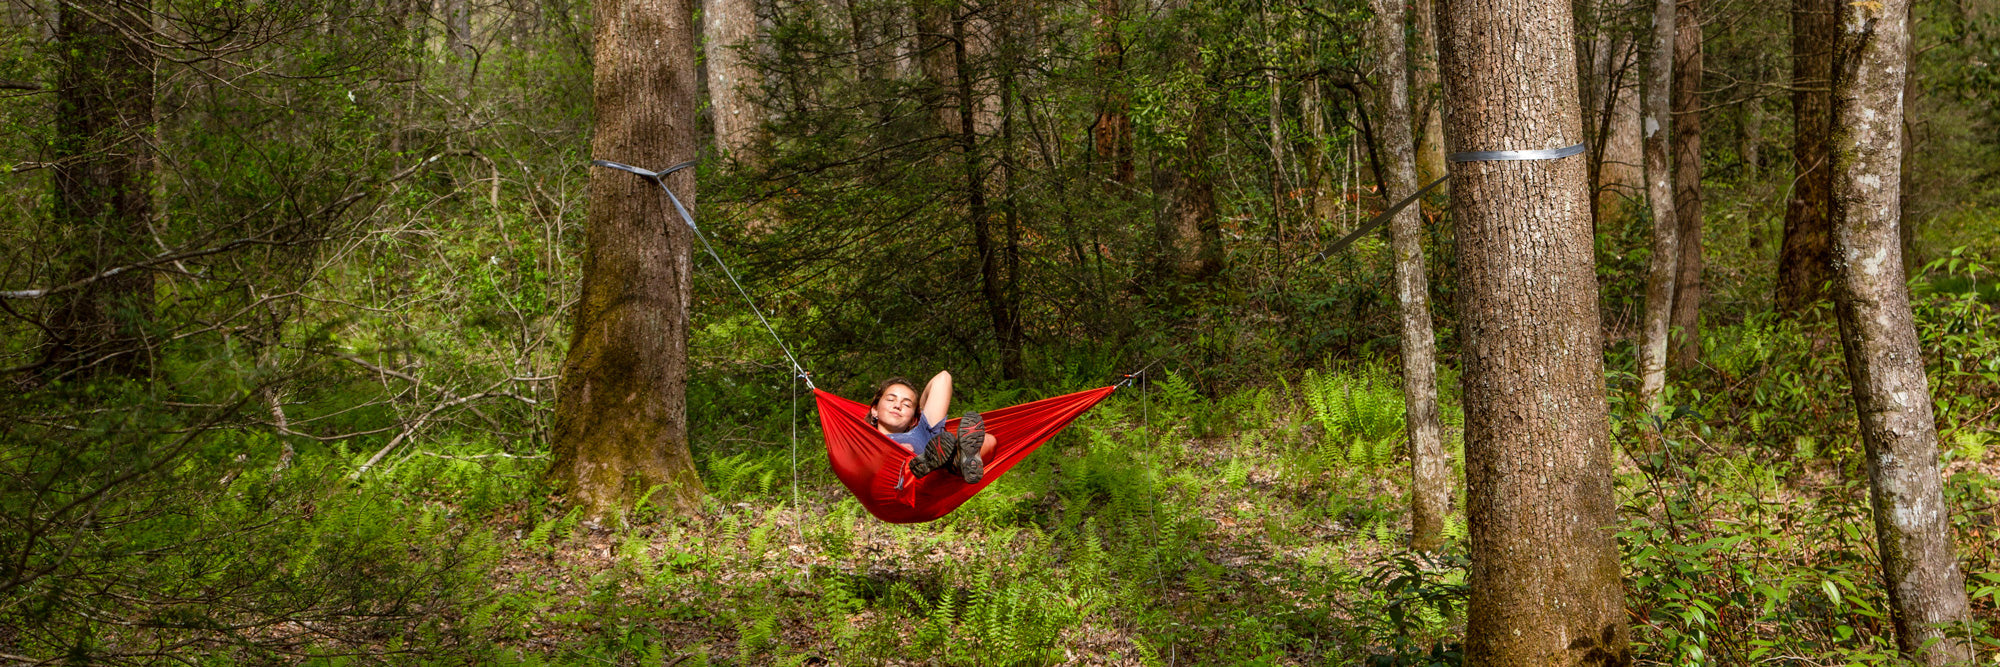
(815, 386, 1117, 523)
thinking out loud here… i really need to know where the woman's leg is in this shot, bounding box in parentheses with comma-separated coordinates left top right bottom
(978, 433, 996, 462)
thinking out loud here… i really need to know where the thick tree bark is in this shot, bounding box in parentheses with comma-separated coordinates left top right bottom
(1775, 0, 1836, 314)
(1828, 0, 1975, 660)
(1368, 0, 1448, 553)
(550, 0, 705, 517)
(44, 0, 156, 379)
(1409, 0, 1447, 192)
(1667, 0, 1703, 372)
(1089, 0, 1133, 187)
(1435, 0, 1630, 660)
(705, 0, 761, 160)
(1637, 0, 1678, 411)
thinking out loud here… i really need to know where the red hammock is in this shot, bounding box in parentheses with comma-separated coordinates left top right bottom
(815, 386, 1117, 523)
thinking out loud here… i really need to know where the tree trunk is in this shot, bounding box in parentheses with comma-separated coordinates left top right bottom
(44, 0, 156, 379)
(1155, 132, 1222, 285)
(1152, 0, 1221, 287)
(1598, 34, 1644, 224)
(1303, 77, 1338, 225)
(1667, 0, 1703, 372)
(1435, 0, 1630, 660)
(549, 0, 705, 518)
(954, 6, 1020, 380)
(999, 25, 1026, 381)
(915, 0, 960, 135)
(1775, 0, 1835, 314)
(445, 0, 472, 97)
(705, 0, 761, 161)
(1583, 23, 1612, 226)
(1637, 0, 1678, 411)
(1089, 0, 1133, 187)
(1368, 0, 1448, 554)
(447, 0, 472, 59)
(1409, 0, 1447, 193)
(1828, 0, 1974, 660)
(1738, 96, 1762, 180)
(1897, 106, 1916, 274)
(1262, 2, 1287, 223)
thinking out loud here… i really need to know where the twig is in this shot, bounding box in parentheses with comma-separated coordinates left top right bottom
(352, 389, 539, 477)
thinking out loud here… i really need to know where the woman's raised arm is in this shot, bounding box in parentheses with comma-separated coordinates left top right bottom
(920, 371, 953, 426)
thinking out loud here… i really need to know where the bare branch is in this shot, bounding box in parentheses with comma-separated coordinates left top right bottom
(1, 152, 445, 301)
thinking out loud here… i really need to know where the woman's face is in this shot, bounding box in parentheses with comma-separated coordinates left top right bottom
(871, 383, 919, 432)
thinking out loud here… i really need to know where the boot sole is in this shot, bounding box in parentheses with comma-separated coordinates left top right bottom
(956, 414, 985, 484)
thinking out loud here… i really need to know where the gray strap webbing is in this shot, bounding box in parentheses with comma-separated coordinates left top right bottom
(1448, 141, 1587, 163)
(1311, 140, 1585, 262)
(590, 158, 814, 388)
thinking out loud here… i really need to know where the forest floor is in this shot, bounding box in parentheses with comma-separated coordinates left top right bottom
(427, 361, 2000, 666)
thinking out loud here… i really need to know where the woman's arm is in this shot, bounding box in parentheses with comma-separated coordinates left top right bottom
(920, 371, 953, 426)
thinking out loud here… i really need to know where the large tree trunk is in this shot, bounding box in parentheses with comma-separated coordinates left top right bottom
(549, 0, 705, 518)
(704, 0, 761, 160)
(1774, 0, 1835, 314)
(1435, 0, 1630, 660)
(1827, 0, 1974, 661)
(44, 0, 156, 379)
(1667, 0, 1703, 372)
(1089, 0, 1133, 187)
(1636, 0, 1678, 411)
(1368, 0, 1448, 554)
(1409, 0, 1447, 192)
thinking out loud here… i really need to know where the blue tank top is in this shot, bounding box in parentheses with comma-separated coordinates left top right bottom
(885, 413, 944, 457)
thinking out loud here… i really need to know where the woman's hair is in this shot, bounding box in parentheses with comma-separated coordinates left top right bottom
(869, 376, 919, 426)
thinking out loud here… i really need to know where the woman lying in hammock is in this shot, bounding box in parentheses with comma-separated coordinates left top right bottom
(868, 371, 995, 484)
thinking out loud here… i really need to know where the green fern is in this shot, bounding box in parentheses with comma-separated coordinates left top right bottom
(521, 506, 581, 551)
(1157, 370, 1199, 412)
(1444, 514, 1469, 542)
(705, 452, 771, 499)
(735, 606, 778, 656)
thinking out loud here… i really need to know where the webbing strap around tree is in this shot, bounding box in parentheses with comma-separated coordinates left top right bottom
(591, 158, 813, 389)
(1309, 141, 1587, 263)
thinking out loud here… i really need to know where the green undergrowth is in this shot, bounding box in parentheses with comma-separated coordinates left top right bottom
(8, 271, 1999, 664)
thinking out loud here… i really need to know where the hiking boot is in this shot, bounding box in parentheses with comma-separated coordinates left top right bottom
(953, 412, 987, 484)
(908, 430, 956, 478)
